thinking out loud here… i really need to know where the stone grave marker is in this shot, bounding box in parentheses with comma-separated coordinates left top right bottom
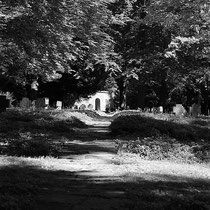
(35, 98, 43, 109)
(79, 104, 86, 110)
(87, 104, 93, 110)
(158, 106, 163, 113)
(35, 98, 50, 110)
(44, 98, 49, 108)
(173, 104, 186, 116)
(20, 97, 31, 109)
(190, 103, 201, 117)
(56, 101, 62, 110)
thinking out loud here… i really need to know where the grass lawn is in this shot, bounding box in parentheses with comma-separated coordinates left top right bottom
(0, 109, 210, 209)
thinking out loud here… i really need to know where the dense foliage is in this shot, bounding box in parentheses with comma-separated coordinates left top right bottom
(0, 0, 116, 102)
(106, 0, 210, 111)
(1, 0, 210, 110)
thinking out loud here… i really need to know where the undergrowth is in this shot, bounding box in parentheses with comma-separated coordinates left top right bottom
(112, 112, 210, 164)
(116, 135, 210, 164)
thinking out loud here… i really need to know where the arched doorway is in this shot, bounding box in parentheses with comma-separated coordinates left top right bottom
(95, 98, 101, 111)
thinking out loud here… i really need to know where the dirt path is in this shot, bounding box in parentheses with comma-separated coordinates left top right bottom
(37, 116, 132, 210)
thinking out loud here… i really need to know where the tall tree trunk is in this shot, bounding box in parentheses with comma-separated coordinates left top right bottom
(116, 78, 126, 109)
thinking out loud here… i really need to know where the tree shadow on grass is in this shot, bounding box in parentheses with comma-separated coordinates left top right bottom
(0, 164, 210, 210)
(110, 114, 210, 142)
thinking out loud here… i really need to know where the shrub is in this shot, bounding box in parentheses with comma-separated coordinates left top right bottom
(0, 109, 35, 122)
(116, 136, 208, 163)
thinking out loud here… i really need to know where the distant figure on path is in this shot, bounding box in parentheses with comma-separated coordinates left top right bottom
(30, 79, 39, 110)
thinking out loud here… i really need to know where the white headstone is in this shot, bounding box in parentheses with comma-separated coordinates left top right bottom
(44, 98, 49, 109)
(173, 104, 186, 116)
(56, 101, 62, 110)
(158, 106, 163, 113)
(44, 98, 49, 105)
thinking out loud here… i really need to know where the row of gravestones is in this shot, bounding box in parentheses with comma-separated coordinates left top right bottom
(0, 96, 202, 116)
(139, 104, 200, 117)
(173, 103, 201, 117)
(19, 97, 63, 110)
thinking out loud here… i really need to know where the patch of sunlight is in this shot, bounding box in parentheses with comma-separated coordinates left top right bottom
(119, 159, 210, 181)
(1, 154, 210, 183)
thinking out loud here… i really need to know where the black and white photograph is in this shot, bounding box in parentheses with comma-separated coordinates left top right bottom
(0, 0, 210, 209)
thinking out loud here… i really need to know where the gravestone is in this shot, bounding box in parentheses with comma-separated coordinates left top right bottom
(20, 97, 31, 109)
(158, 106, 163, 113)
(0, 95, 7, 113)
(56, 101, 62, 110)
(79, 104, 86, 110)
(87, 104, 93, 110)
(44, 98, 49, 109)
(35, 98, 50, 109)
(190, 103, 201, 117)
(173, 104, 186, 116)
(159, 106, 163, 113)
(35, 98, 43, 109)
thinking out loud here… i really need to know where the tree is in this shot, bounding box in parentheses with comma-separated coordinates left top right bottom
(0, 0, 115, 80)
(108, 0, 210, 111)
(0, 0, 118, 101)
(107, 0, 172, 109)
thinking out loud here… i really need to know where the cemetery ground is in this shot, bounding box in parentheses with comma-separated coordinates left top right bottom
(0, 109, 210, 209)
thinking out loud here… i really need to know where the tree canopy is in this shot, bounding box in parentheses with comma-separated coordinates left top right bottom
(0, 0, 115, 82)
(1, 0, 210, 111)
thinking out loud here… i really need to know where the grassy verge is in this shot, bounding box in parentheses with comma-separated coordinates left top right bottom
(111, 112, 210, 164)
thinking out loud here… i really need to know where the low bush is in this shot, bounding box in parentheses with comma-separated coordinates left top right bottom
(116, 136, 209, 163)
(4, 138, 59, 157)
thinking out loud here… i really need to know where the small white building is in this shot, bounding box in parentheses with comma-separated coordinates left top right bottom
(74, 91, 110, 112)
